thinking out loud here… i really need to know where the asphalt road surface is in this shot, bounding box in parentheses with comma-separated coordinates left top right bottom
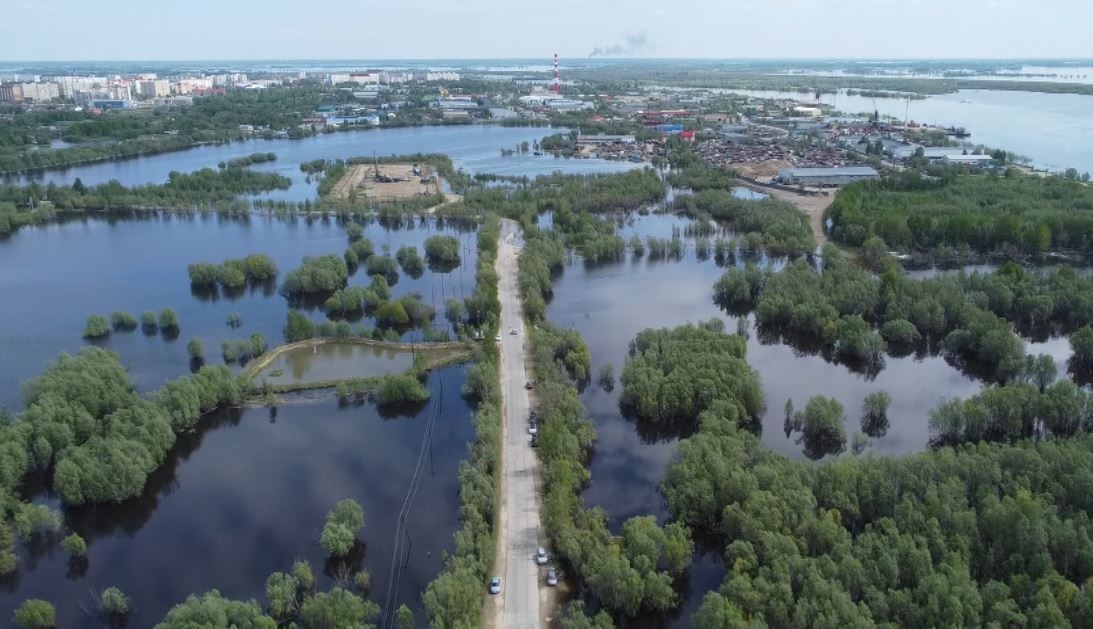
(497, 219, 544, 629)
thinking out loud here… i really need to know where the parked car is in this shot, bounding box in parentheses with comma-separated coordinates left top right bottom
(489, 576, 502, 594)
(536, 548, 548, 565)
(528, 419, 538, 435)
(546, 567, 558, 586)
(494, 333, 502, 342)
(525, 381, 534, 390)
(530, 433, 539, 448)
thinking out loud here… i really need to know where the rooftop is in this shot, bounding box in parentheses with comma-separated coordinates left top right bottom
(780, 166, 879, 177)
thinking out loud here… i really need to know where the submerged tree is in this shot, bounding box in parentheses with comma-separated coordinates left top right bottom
(787, 396, 847, 459)
(83, 315, 109, 339)
(319, 499, 364, 558)
(861, 390, 892, 438)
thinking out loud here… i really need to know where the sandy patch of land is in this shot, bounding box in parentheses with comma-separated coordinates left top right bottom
(328, 162, 443, 201)
(762, 185, 834, 245)
(730, 159, 792, 180)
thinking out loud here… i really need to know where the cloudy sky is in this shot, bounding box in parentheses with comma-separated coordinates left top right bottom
(2, 0, 1092, 60)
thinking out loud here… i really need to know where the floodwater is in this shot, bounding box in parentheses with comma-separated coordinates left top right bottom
(0, 365, 475, 628)
(543, 211, 1076, 627)
(728, 88, 1093, 174)
(254, 341, 467, 387)
(5, 124, 640, 200)
(0, 214, 479, 410)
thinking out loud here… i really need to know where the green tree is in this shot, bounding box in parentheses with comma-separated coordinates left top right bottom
(345, 222, 364, 241)
(110, 311, 137, 331)
(597, 364, 615, 392)
(99, 587, 130, 618)
(424, 235, 461, 271)
(320, 499, 364, 557)
(298, 587, 378, 629)
(59, 532, 86, 558)
(13, 599, 55, 629)
(187, 337, 204, 360)
(791, 396, 847, 459)
(376, 375, 429, 406)
(284, 310, 315, 343)
(265, 572, 298, 620)
(860, 236, 888, 270)
(395, 245, 425, 279)
(293, 560, 316, 592)
(861, 390, 891, 438)
(159, 308, 179, 331)
(155, 590, 275, 629)
(83, 315, 109, 339)
(395, 603, 414, 629)
(375, 301, 410, 328)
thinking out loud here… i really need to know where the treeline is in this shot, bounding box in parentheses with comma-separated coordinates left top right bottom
(601, 316, 1093, 627)
(219, 152, 276, 169)
(0, 87, 326, 175)
(188, 253, 277, 288)
(927, 369, 1093, 447)
(0, 347, 242, 574)
(828, 170, 1093, 259)
(280, 255, 349, 296)
(422, 214, 502, 627)
(0, 167, 290, 214)
(533, 168, 665, 213)
(675, 189, 815, 255)
(668, 407, 1093, 628)
(620, 322, 765, 425)
(665, 142, 736, 191)
(516, 225, 696, 618)
(716, 247, 1031, 380)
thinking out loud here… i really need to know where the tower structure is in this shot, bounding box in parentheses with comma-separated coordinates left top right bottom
(554, 53, 559, 95)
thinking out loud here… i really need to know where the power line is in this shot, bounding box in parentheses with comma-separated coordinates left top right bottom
(380, 371, 443, 627)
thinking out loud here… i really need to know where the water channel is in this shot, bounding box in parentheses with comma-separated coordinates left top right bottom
(5, 124, 641, 201)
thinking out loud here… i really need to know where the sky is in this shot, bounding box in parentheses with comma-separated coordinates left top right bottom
(2, 0, 1093, 61)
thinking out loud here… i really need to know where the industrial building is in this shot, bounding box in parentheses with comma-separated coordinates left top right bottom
(942, 154, 997, 165)
(776, 166, 879, 187)
(577, 134, 636, 145)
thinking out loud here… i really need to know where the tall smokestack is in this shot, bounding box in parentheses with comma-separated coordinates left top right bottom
(554, 53, 559, 95)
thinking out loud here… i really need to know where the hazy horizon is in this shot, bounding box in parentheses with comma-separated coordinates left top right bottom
(4, 0, 1093, 62)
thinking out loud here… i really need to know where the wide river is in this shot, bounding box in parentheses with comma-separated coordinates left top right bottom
(4, 124, 640, 200)
(726, 88, 1093, 175)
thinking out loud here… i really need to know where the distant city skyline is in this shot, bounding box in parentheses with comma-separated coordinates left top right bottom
(2, 0, 1092, 61)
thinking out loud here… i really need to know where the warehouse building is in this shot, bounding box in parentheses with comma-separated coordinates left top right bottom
(776, 166, 879, 187)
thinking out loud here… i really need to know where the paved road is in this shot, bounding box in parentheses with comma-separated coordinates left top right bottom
(496, 219, 544, 629)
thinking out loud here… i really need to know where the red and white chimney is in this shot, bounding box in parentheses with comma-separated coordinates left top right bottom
(554, 53, 559, 95)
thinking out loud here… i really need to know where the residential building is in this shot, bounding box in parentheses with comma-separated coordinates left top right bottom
(137, 79, 170, 99)
(19, 82, 60, 102)
(0, 84, 23, 104)
(425, 71, 461, 82)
